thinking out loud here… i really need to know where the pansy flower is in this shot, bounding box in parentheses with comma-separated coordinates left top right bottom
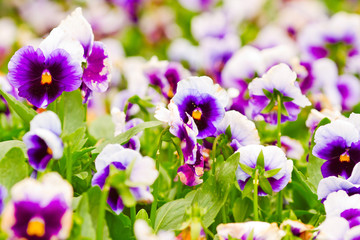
(172, 76, 229, 139)
(134, 219, 175, 240)
(111, 108, 144, 151)
(216, 222, 285, 240)
(313, 118, 360, 179)
(318, 162, 360, 202)
(280, 220, 314, 239)
(23, 111, 63, 172)
(215, 110, 260, 151)
(0, 184, 6, 214)
(144, 57, 190, 100)
(236, 145, 293, 196)
(92, 144, 158, 214)
(7, 42, 83, 108)
(177, 146, 206, 186)
(248, 63, 311, 124)
(54, 8, 110, 101)
(1, 173, 73, 240)
(315, 190, 360, 239)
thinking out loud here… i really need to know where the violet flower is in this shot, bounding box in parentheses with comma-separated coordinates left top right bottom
(313, 119, 360, 179)
(177, 146, 206, 186)
(215, 110, 260, 151)
(155, 101, 205, 186)
(111, 108, 144, 151)
(280, 220, 314, 239)
(7, 45, 83, 108)
(316, 190, 360, 239)
(144, 57, 190, 100)
(134, 220, 175, 240)
(171, 76, 229, 139)
(55, 8, 110, 101)
(92, 144, 158, 214)
(248, 63, 311, 124)
(318, 162, 360, 202)
(0, 185, 6, 214)
(23, 111, 63, 172)
(236, 145, 293, 196)
(216, 222, 285, 240)
(1, 173, 73, 240)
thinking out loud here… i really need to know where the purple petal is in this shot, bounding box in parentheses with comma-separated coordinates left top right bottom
(23, 134, 53, 171)
(83, 41, 110, 93)
(173, 89, 225, 139)
(8, 46, 82, 108)
(107, 187, 124, 215)
(12, 198, 67, 239)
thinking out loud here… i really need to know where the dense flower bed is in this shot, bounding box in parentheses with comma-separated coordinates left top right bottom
(0, 0, 360, 239)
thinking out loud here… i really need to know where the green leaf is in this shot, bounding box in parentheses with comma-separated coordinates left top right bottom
(191, 152, 240, 227)
(106, 212, 134, 240)
(262, 89, 273, 99)
(62, 90, 86, 135)
(264, 168, 281, 178)
(0, 88, 36, 124)
(256, 150, 265, 169)
(136, 209, 151, 226)
(239, 163, 254, 176)
(154, 198, 191, 232)
(0, 140, 27, 160)
(261, 98, 276, 114)
(0, 147, 28, 192)
(94, 121, 163, 153)
(307, 117, 330, 190)
(259, 175, 272, 195)
(225, 125, 232, 139)
(282, 96, 294, 102)
(242, 178, 254, 198)
(76, 194, 96, 239)
(87, 187, 111, 240)
(232, 197, 252, 222)
(88, 115, 115, 140)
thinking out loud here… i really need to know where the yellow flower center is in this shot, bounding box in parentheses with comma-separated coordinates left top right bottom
(47, 147, 53, 155)
(340, 152, 350, 162)
(167, 89, 174, 98)
(27, 217, 45, 237)
(41, 70, 52, 85)
(192, 109, 202, 121)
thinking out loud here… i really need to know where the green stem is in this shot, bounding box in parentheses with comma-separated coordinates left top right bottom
(221, 205, 227, 224)
(150, 128, 168, 227)
(202, 225, 215, 239)
(276, 94, 282, 221)
(96, 185, 109, 240)
(131, 205, 137, 225)
(277, 94, 282, 148)
(253, 169, 259, 221)
(66, 142, 72, 184)
(212, 135, 221, 175)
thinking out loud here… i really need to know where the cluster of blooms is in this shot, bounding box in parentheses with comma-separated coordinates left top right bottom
(1, 0, 360, 239)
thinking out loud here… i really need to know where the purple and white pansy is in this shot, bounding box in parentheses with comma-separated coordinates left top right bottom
(216, 221, 285, 240)
(111, 107, 144, 151)
(316, 190, 360, 239)
(248, 63, 311, 124)
(92, 144, 158, 214)
(23, 111, 63, 172)
(318, 162, 360, 202)
(1, 173, 73, 240)
(171, 76, 229, 139)
(7, 7, 110, 108)
(215, 110, 260, 151)
(313, 117, 360, 179)
(236, 145, 293, 196)
(155, 101, 205, 186)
